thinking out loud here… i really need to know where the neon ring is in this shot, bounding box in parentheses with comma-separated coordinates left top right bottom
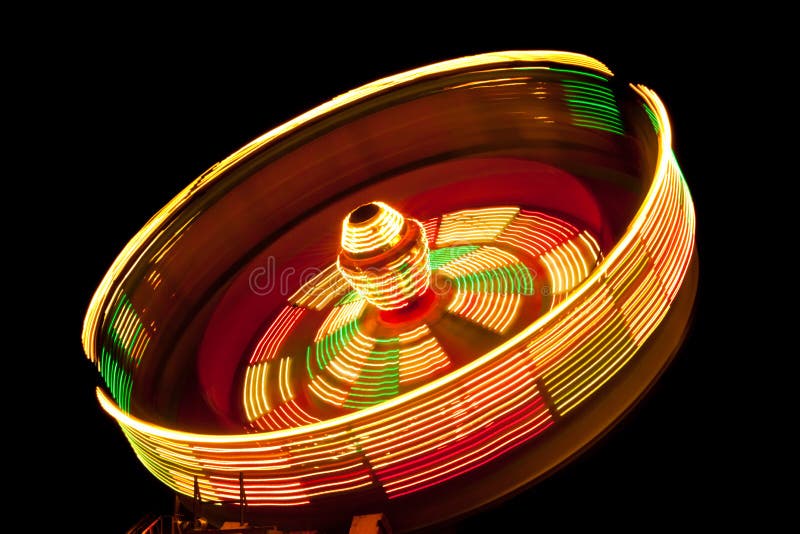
(82, 51, 696, 531)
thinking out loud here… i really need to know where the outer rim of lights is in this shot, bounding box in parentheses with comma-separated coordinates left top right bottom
(87, 52, 680, 444)
(81, 51, 611, 364)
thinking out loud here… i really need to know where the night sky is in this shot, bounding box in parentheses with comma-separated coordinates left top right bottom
(40, 29, 746, 533)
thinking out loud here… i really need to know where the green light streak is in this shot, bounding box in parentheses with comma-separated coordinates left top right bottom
(106, 292, 148, 369)
(571, 120, 624, 136)
(107, 297, 126, 334)
(562, 79, 624, 136)
(306, 346, 314, 380)
(550, 67, 609, 82)
(643, 103, 661, 134)
(100, 346, 132, 412)
(316, 319, 358, 370)
(565, 98, 622, 116)
(336, 291, 363, 306)
(453, 263, 534, 295)
(561, 79, 616, 96)
(429, 245, 479, 271)
(344, 345, 400, 409)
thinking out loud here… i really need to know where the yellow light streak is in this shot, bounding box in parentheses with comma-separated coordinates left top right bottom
(436, 207, 519, 246)
(289, 264, 350, 311)
(243, 362, 270, 422)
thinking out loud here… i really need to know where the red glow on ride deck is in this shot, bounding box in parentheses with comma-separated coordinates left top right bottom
(198, 158, 607, 423)
(378, 288, 438, 325)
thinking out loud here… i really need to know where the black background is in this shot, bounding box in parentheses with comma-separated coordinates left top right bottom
(36, 27, 750, 533)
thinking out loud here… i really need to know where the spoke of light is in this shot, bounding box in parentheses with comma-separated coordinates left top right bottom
(436, 207, 519, 246)
(448, 290, 521, 334)
(278, 357, 294, 403)
(251, 399, 320, 432)
(438, 246, 521, 279)
(314, 299, 367, 342)
(289, 264, 350, 310)
(243, 362, 270, 422)
(398, 335, 450, 385)
(311, 323, 452, 409)
(429, 245, 479, 271)
(496, 209, 578, 259)
(250, 306, 306, 364)
(539, 231, 600, 295)
(443, 247, 535, 334)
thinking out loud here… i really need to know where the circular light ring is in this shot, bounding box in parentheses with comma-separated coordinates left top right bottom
(243, 207, 601, 429)
(84, 52, 694, 517)
(81, 50, 613, 365)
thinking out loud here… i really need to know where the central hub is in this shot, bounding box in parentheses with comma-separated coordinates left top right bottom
(337, 201, 431, 310)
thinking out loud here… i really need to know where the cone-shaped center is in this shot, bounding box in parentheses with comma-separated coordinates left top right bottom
(338, 201, 431, 310)
(348, 202, 381, 224)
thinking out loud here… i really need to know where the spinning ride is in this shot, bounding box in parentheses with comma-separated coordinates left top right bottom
(82, 51, 696, 531)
